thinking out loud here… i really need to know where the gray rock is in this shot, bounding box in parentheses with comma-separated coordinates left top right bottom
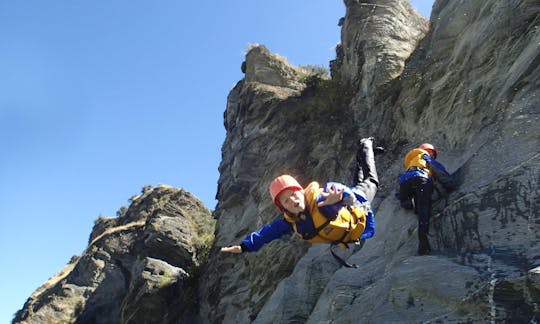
(200, 0, 540, 323)
(120, 257, 189, 323)
(13, 186, 215, 324)
(243, 45, 305, 92)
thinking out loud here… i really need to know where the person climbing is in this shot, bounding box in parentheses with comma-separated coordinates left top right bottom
(220, 137, 382, 267)
(397, 143, 456, 255)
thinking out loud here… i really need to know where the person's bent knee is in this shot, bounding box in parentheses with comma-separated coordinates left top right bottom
(369, 178, 379, 188)
(362, 182, 378, 202)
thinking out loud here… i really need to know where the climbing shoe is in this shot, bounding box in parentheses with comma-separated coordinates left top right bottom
(374, 146, 385, 155)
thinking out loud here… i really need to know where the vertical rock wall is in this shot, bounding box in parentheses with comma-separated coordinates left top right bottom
(201, 0, 539, 323)
(331, 0, 428, 128)
(199, 1, 429, 323)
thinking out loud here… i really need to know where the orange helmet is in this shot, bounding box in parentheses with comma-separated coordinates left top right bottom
(419, 143, 437, 159)
(269, 175, 302, 211)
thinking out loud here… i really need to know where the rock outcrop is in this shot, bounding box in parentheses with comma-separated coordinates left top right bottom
(331, 0, 428, 122)
(13, 185, 215, 324)
(14, 0, 540, 323)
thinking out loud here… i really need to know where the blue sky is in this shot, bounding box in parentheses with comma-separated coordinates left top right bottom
(0, 1, 432, 322)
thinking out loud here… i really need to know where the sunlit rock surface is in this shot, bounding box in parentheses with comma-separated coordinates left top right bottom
(200, 0, 539, 323)
(14, 186, 215, 324)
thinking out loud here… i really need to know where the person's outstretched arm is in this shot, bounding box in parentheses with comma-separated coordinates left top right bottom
(424, 155, 456, 191)
(220, 218, 292, 253)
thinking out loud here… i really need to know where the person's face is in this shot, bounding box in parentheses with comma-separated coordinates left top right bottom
(278, 189, 306, 215)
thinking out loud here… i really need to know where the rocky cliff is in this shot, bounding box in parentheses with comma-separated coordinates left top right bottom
(201, 0, 539, 323)
(14, 0, 540, 323)
(13, 185, 215, 323)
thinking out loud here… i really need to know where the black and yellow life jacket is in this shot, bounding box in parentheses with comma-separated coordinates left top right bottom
(404, 148, 433, 178)
(283, 182, 367, 247)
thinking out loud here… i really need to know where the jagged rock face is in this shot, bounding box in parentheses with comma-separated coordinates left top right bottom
(243, 46, 306, 91)
(200, 0, 539, 323)
(13, 186, 215, 324)
(331, 0, 428, 125)
(331, 0, 428, 91)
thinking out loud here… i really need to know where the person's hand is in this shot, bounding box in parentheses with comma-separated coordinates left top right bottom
(317, 184, 343, 207)
(220, 245, 242, 253)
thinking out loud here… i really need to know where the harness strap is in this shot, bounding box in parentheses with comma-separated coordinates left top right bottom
(298, 205, 365, 269)
(330, 244, 358, 268)
(302, 218, 331, 240)
(329, 207, 361, 268)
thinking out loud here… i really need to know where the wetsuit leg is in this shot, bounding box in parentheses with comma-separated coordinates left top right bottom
(398, 180, 415, 210)
(354, 138, 379, 202)
(413, 177, 433, 255)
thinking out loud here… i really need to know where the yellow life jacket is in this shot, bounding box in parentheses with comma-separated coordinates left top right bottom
(403, 148, 433, 178)
(283, 182, 367, 247)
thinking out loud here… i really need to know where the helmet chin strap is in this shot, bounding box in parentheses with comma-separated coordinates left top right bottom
(285, 209, 308, 221)
(285, 209, 299, 218)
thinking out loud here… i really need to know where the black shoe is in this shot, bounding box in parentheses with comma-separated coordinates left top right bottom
(360, 137, 385, 155)
(359, 137, 374, 145)
(417, 232, 432, 255)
